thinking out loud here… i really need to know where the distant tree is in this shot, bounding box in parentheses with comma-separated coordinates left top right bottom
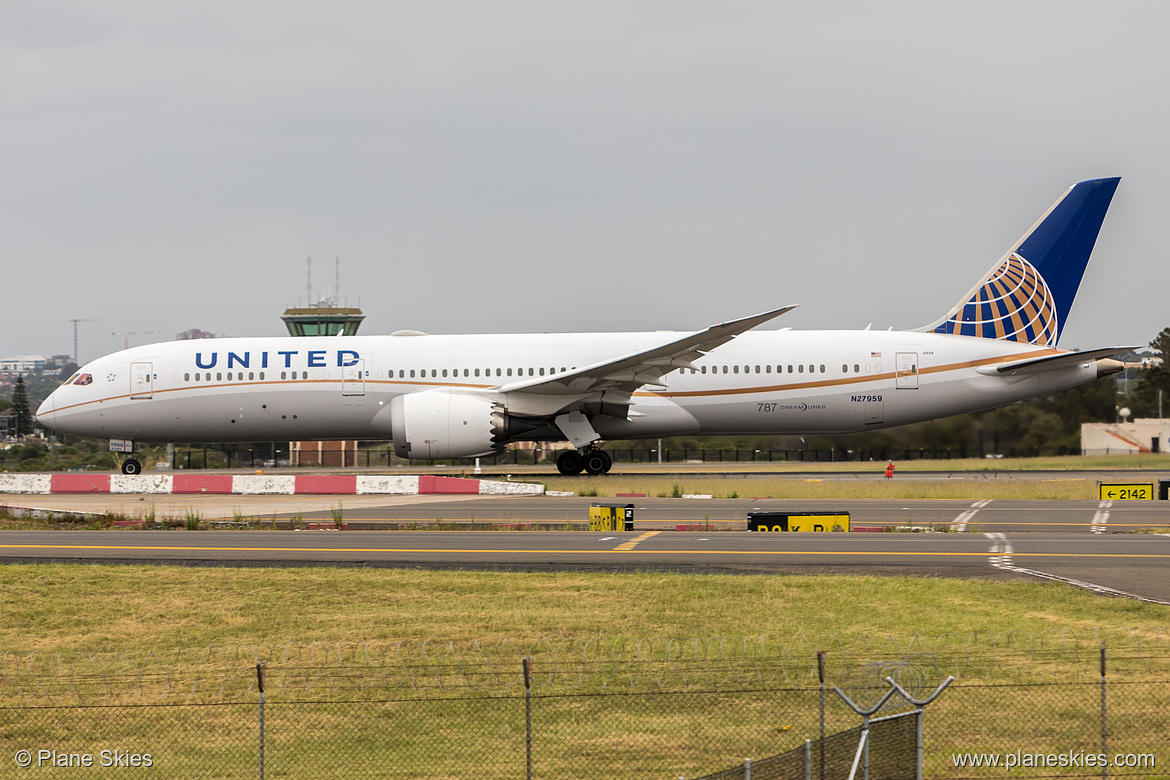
(11, 375, 34, 437)
(1131, 327, 1170, 417)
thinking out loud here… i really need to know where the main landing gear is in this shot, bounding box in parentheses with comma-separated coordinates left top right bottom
(556, 448, 613, 476)
(120, 459, 143, 475)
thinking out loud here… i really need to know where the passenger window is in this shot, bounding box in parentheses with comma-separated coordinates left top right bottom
(409, 370, 415, 378)
(765, 366, 771, 373)
(259, 372, 265, 380)
(798, 365, 804, 373)
(539, 367, 545, 376)
(442, 369, 448, 378)
(217, 372, 223, 381)
(787, 365, 793, 373)
(474, 369, 480, 377)
(507, 368, 513, 377)
(733, 365, 739, 374)
(185, 373, 191, 381)
(820, 365, 825, 373)
(854, 364, 860, 373)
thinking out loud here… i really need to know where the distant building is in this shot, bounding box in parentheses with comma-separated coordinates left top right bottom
(290, 440, 361, 467)
(177, 328, 216, 340)
(1081, 420, 1170, 455)
(0, 355, 45, 375)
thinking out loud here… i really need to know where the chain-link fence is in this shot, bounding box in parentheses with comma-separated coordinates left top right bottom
(2, 634, 1168, 778)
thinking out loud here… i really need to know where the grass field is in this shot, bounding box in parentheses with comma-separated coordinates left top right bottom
(3, 457, 1168, 776)
(2, 564, 1165, 669)
(472, 453, 1170, 475)
(3, 564, 1167, 777)
(542, 474, 1106, 499)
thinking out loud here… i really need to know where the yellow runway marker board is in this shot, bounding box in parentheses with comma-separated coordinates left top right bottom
(1098, 483, 1153, 501)
(748, 512, 850, 532)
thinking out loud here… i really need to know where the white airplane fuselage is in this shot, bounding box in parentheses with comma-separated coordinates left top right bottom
(34, 177, 1128, 474)
(37, 328, 1098, 446)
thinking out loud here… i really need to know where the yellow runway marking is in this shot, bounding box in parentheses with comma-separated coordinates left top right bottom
(1, 542, 1169, 560)
(934, 521, 1169, 528)
(614, 531, 660, 551)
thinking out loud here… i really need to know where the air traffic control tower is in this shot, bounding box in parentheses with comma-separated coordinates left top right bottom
(282, 257, 365, 336)
(280, 304, 365, 336)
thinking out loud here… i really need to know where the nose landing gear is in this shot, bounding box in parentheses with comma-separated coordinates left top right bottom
(120, 458, 143, 475)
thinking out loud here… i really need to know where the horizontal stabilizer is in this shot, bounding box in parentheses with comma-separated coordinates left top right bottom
(979, 346, 1139, 376)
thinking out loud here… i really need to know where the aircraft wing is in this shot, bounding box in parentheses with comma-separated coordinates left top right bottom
(497, 306, 798, 396)
(983, 346, 1140, 376)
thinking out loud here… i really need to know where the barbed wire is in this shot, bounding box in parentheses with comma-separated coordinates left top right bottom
(1, 628, 1167, 704)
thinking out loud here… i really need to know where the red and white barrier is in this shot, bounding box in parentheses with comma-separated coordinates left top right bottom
(0, 473, 543, 496)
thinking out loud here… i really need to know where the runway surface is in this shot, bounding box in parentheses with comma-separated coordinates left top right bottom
(2, 490, 1168, 604)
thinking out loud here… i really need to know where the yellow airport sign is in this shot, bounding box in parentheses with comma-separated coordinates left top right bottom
(589, 504, 634, 531)
(748, 512, 850, 532)
(1098, 483, 1153, 501)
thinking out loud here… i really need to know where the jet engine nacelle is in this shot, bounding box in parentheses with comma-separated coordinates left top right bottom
(388, 390, 503, 460)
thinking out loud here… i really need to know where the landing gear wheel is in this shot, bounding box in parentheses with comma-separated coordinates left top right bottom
(556, 450, 584, 476)
(121, 459, 142, 476)
(583, 450, 611, 475)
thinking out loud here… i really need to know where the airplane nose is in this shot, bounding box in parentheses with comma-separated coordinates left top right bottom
(35, 394, 55, 428)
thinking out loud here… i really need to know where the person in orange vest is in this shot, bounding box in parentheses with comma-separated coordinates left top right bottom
(884, 460, 895, 479)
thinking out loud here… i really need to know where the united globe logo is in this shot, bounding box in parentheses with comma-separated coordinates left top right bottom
(935, 254, 1058, 346)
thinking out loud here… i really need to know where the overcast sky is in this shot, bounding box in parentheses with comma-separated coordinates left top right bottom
(2, 1, 1166, 364)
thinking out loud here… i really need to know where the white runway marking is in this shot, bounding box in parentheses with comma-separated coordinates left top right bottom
(983, 531, 1169, 605)
(1090, 500, 1112, 534)
(954, 499, 991, 532)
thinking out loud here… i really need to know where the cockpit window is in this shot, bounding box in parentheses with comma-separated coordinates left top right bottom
(72, 373, 93, 386)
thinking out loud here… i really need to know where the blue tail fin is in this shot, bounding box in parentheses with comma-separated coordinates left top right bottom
(927, 177, 1120, 346)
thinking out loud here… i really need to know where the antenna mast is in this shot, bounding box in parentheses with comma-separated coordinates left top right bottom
(69, 318, 100, 364)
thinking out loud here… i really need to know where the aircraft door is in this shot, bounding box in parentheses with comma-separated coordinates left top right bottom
(896, 352, 919, 389)
(130, 362, 153, 400)
(342, 360, 365, 396)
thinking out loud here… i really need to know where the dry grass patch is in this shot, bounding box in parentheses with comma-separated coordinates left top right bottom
(544, 475, 1098, 499)
(1, 565, 1165, 661)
